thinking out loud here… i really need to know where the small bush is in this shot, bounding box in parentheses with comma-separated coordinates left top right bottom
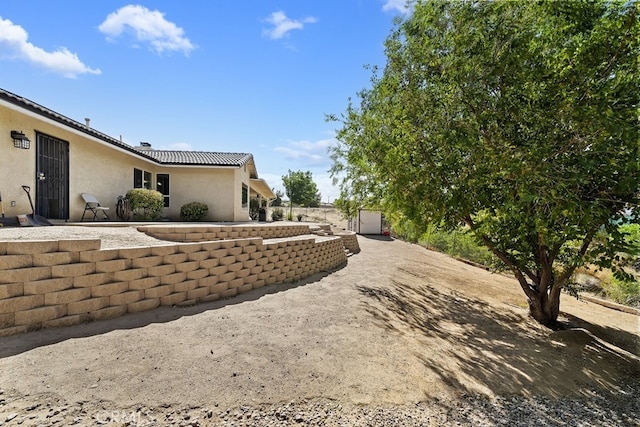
(125, 189, 164, 221)
(596, 223, 640, 307)
(249, 198, 260, 220)
(603, 275, 640, 307)
(272, 208, 283, 221)
(419, 224, 498, 267)
(180, 201, 209, 221)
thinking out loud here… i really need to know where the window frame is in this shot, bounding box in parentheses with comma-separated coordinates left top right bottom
(242, 183, 249, 209)
(134, 168, 152, 189)
(156, 173, 170, 207)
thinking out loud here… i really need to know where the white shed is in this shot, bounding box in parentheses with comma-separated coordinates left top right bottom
(348, 209, 386, 235)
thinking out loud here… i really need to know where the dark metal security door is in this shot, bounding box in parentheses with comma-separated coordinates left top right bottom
(36, 132, 69, 220)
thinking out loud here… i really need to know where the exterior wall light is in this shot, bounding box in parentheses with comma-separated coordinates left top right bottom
(11, 130, 30, 149)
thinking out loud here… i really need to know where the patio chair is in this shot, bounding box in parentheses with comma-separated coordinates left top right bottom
(81, 193, 111, 221)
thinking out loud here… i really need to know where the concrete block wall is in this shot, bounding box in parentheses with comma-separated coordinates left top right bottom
(137, 224, 311, 243)
(0, 233, 348, 336)
(334, 231, 361, 254)
(138, 224, 361, 254)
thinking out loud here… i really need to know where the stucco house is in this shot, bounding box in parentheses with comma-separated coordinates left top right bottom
(0, 88, 275, 223)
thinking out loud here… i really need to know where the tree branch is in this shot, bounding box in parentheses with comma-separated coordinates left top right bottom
(557, 230, 596, 286)
(463, 216, 538, 301)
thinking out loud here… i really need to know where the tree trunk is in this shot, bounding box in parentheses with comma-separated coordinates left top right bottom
(527, 287, 561, 327)
(470, 223, 576, 328)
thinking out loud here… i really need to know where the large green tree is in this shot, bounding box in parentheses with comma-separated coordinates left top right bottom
(282, 170, 321, 218)
(330, 0, 638, 326)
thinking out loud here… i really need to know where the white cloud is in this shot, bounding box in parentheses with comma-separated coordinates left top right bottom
(262, 11, 317, 40)
(312, 172, 340, 203)
(382, 0, 410, 14)
(259, 172, 285, 193)
(274, 138, 335, 166)
(99, 5, 194, 56)
(0, 17, 101, 78)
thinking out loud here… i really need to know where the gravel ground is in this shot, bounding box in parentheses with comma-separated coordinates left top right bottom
(2, 380, 638, 426)
(0, 224, 168, 249)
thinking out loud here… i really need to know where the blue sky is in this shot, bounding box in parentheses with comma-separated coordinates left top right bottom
(0, 1, 409, 202)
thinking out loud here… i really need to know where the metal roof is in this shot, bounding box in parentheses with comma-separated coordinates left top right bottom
(0, 87, 253, 168)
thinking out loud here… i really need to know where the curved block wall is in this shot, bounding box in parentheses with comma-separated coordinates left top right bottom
(0, 231, 348, 336)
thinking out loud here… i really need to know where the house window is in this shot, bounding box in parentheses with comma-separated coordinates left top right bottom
(134, 168, 152, 189)
(242, 184, 249, 209)
(156, 174, 170, 207)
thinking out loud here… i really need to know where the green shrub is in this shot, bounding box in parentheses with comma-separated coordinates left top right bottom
(603, 275, 640, 307)
(599, 223, 640, 307)
(387, 213, 423, 242)
(125, 189, 164, 221)
(180, 201, 209, 221)
(419, 224, 498, 267)
(249, 198, 260, 219)
(272, 208, 283, 221)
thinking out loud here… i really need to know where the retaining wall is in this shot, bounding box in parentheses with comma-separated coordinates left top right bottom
(0, 233, 347, 336)
(138, 223, 361, 254)
(334, 231, 360, 254)
(138, 224, 314, 242)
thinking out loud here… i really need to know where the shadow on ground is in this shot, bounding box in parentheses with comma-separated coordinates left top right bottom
(356, 263, 639, 399)
(358, 234, 394, 242)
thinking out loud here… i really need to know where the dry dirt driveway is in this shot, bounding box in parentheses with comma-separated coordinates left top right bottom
(0, 234, 638, 425)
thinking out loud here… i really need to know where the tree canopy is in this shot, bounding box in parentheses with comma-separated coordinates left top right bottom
(330, 0, 638, 326)
(282, 170, 321, 217)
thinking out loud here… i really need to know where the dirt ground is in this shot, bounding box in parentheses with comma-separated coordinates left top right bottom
(0, 223, 638, 425)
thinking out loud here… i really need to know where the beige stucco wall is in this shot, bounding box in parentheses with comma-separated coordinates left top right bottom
(233, 163, 252, 222)
(161, 166, 239, 221)
(0, 100, 156, 219)
(0, 102, 40, 216)
(71, 141, 156, 220)
(0, 99, 255, 222)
